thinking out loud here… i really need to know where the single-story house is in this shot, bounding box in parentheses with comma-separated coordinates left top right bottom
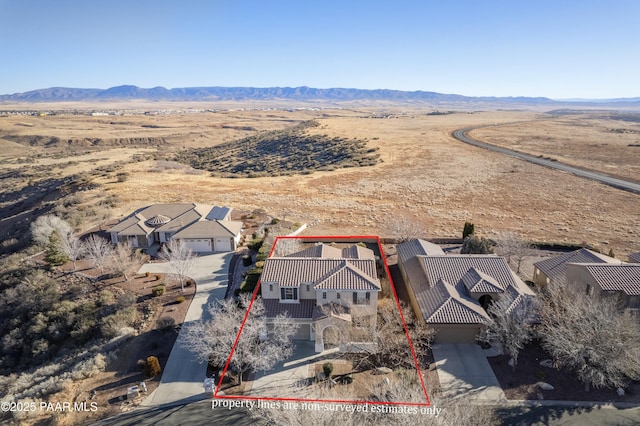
(532, 248, 620, 288)
(566, 263, 640, 311)
(107, 203, 242, 252)
(397, 239, 535, 344)
(260, 243, 381, 352)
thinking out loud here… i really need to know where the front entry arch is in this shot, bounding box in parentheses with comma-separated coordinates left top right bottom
(322, 325, 341, 350)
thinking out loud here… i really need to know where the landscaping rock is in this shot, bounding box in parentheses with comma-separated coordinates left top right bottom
(375, 367, 393, 374)
(537, 382, 555, 391)
(540, 359, 554, 368)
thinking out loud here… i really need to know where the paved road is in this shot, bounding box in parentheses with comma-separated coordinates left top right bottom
(138, 253, 233, 406)
(452, 127, 640, 194)
(94, 398, 640, 425)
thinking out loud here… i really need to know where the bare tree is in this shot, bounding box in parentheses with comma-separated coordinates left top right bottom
(110, 241, 143, 281)
(272, 237, 303, 257)
(159, 239, 195, 292)
(495, 232, 534, 274)
(60, 234, 84, 272)
(30, 215, 73, 247)
(82, 234, 113, 275)
(389, 215, 422, 243)
(181, 294, 299, 386)
(540, 282, 640, 391)
(346, 298, 435, 371)
(482, 295, 537, 371)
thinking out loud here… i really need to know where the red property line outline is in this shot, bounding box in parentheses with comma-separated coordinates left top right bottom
(214, 235, 431, 407)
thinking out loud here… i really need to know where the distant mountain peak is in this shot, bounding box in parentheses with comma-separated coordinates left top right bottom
(0, 85, 617, 105)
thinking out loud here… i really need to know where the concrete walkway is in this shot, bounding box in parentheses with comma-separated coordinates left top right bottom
(139, 252, 233, 406)
(432, 343, 507, 403)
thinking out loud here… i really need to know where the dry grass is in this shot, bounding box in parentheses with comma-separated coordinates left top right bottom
(470, 112, 640, 182)
(1, 106, 639, 260)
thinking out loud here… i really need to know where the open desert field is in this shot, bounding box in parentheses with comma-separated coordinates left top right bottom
(470, 111, 640, 182)
(1, 104, 639, 259)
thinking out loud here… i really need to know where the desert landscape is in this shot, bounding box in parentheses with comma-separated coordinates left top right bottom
(1, 104, 639, 257)
(1, 101, 640, 424)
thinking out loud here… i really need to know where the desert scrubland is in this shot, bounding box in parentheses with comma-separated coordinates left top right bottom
(1, 104, 639, 257)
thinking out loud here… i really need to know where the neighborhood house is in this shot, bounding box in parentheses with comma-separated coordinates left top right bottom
(260, 243, 381, 352)
(534, 248, 640, 312)
(108, 204, 243, 253)
(397, 239, 535, 344)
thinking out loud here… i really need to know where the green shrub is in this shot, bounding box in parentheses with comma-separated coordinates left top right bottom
(152, 285, 166, 297)
(271, 218, 280, 225)
(144, 356, 161, 378)
(323, 362, 333, 378)
(155, 274, 162, 281)
(254, 261, 265, 269)
(175, 296, 185, 304)
(463, 221, 475, 239)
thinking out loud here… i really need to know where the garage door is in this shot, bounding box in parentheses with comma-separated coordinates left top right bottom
(214, 238, 232, 252)
(434, 325, 481, 344)
(183, 239, 212, 253)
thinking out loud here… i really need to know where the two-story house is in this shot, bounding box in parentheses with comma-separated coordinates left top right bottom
(260, 243, 381, 352)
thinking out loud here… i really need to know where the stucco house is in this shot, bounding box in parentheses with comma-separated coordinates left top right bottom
(107, 204, 242, 252)
(260, 243, 381, 352)
(532, 248, 620, 288)
(566, 263, 640, 311)
(397, 239, 535, 344)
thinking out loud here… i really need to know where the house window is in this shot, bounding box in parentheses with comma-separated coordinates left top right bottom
(586, 284, 594, 297)
(322, 292, 327, 300)
(280, 287, 298, 301)
(353, 292, 370, 305)
(306, 284, 310, 292)
(336, 292, 341, 299)
(629, 296, 639, 309)
(269, 284, 273, 292)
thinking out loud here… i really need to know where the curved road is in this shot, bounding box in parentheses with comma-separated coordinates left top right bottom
(452, 127, 640, 195)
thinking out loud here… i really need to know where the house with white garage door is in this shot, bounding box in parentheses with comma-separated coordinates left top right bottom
(107, 203, 242, 253)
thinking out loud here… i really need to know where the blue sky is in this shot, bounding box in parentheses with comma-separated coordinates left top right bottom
(1, 0, 638, 98)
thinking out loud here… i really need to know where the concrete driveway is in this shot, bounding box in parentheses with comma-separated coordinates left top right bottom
(432, 343, 506, 402)
(244, 341, 331, 399)
(138, 252, 233, 406)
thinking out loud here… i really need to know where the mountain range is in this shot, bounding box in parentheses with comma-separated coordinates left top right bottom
(0, 85, 638, 106)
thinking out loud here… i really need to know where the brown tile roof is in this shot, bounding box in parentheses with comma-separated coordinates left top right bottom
(421, 279, 489, 324)
(287, 244, 343, 258)
(261, 258, 380, 291)
(533, 248, 619, 284)
(582, 264, 640, 296)
(263, 299, 316, 319)
(172, 220, 242, 239)
(397, 239, 445, 264)
(398, 239, 534, 325)
(420, 255, 519, 292)
(461, 267, 506, 294)
(286, 244, 374, 259)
